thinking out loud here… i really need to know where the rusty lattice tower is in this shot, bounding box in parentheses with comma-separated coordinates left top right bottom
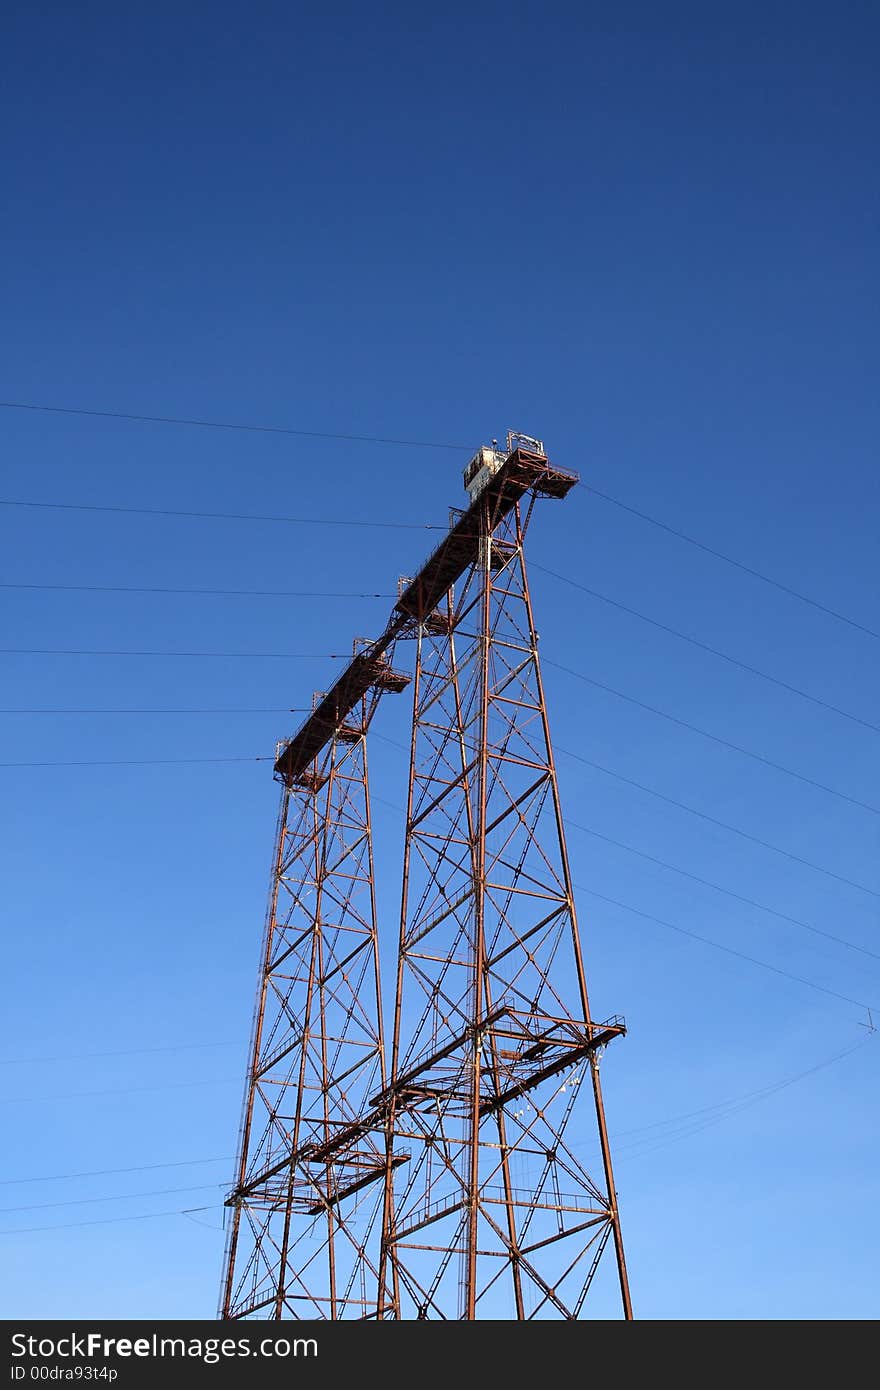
(221, 435, 632, 1320)
(377, 437, 631, 1319)
(221, 650, 409, 1319)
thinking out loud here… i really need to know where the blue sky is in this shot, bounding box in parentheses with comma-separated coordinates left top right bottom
(1, 1, 877, 1320)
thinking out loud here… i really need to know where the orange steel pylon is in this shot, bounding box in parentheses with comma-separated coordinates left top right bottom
(376, 480, 632, 1319)
(221, 441, 632, 1320)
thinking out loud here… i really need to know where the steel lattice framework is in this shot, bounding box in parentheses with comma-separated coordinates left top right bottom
(221, 668, 407, 1320)
(221, 441, 632, 1320)
(377, 490, 631, 1319)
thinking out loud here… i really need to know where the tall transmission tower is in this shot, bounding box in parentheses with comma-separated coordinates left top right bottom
(221, 435, 632, 1320)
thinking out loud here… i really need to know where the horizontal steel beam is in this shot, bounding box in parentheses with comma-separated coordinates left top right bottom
(273, 447, 576, 786)
(395, 449, 577, 622)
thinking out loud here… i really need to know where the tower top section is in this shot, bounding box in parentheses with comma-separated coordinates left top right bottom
(274, 432, 577, 782)
(463, 429, 546, 503)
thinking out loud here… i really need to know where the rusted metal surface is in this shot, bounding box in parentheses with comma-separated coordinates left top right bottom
(394, 448, 577, 622)
(221, 436, 632, 1320)
(221, 698, 398, 1320)
(273, 445, 575, 787)
(378, 489, 632, 1320)
(274, 652, 408, 782)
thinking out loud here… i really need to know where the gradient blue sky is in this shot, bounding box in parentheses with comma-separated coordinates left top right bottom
(1, 1, 877, 1320)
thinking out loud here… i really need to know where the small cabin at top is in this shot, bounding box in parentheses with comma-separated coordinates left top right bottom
(462, 432, 547, 505)
(463, 445, 507, 504)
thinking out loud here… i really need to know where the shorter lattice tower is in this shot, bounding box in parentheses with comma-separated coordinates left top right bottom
(221, 646, 409, 1319)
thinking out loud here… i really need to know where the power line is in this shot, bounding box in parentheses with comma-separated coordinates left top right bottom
(2, 395, 872, 642)
(0, 1040, 239, 1067)
(579, 482, 880, 642)
(0, 398, 468, 451)
(7, 561, 873, 736)
(0, 1156, 232, 1189)
(3, 737, 875, 907)
(3, 1038, 870, 1203)
(2, 1041, 867, 1194)
(556, 744, 880, 900)
(546, 658, 880, 817)
(0, 709, 296, 715)
(1, 581, 396, 598)
(0, 1182, 224, 1215)
(181, 1208, 225, 1232)
(534, 562, 880, 735)
(368, 782, 877, 1015)
(0, 498, 444, 530)
(7, 1037, 873, 1198)
(0, 1078, 236, 1105)
(0, 1204, 215, 1236)
(602, 1037, 874, 1164)
(568, 819, 880, 961)
(0, 648, 344, 659)
(577, 883, 876, 1015)
(0, 756, 272, 768)
(2, 1045, 867, 1204)
(6, 643, 869, 834)
(611, 1038, 872, 1144)
(373, 728, 880, 900)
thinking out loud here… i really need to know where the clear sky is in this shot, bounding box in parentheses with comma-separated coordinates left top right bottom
(1, 1, 877, 1320)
